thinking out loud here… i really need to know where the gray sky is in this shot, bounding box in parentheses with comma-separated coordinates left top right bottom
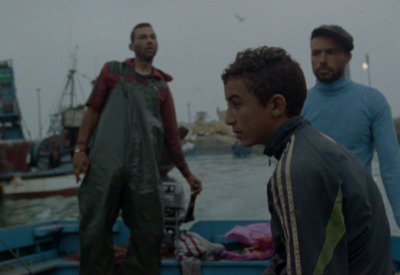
(1, 0, 399, 139)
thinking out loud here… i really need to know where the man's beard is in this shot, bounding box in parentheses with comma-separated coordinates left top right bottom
(315, 67, 343, 83)
(142, 55, 154, 62)
(136, 49, 156, 63)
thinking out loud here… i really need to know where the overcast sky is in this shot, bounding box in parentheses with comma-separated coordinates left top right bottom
(1, 0, 399, 139)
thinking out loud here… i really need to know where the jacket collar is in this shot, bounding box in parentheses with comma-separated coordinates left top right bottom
(263, 116, 307, 159)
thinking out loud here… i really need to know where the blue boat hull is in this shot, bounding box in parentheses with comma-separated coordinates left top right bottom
(0, 220, 399, 274)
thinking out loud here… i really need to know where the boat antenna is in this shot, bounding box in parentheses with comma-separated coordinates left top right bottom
(36, 88, 42, 140)
(69, 45, 78, 108)
(45, 45, 79, 136)
(57, 44, 79, 113)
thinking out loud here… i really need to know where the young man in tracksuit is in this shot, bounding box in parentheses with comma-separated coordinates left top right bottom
(221, 46, 393, 274)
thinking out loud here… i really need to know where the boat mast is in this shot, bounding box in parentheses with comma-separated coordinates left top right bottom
(36, 88, 42, 140)
(47, 46, 80, 135)
(60, 45, 79, 112)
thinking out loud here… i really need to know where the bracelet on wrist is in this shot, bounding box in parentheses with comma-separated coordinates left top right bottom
(74, 148, 86, 154)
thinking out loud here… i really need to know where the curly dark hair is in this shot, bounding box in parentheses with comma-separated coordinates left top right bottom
(130, 22, 153, 43)
(221, 46, 307, 117)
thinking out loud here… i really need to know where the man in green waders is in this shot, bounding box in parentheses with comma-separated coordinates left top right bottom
(72, 22, 202, 275)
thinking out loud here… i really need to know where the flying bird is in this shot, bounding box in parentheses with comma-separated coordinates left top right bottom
(235, 14, 245, 22)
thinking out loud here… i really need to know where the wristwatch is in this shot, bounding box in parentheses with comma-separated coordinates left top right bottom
(74, 148, 86, 154)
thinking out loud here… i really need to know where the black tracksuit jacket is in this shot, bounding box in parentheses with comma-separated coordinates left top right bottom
(264, 116, 393, 275)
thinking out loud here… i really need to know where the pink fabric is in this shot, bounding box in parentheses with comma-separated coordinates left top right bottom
(221, 223, 275, 260)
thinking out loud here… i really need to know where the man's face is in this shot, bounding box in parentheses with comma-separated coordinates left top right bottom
(130, 26, 158, 62)
(224, 77, 273, 147)
(311, 36, 351, 82)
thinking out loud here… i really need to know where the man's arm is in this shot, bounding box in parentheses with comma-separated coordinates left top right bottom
(370, 91, 400, 226)
(72, 106, 99, 182)
(159, 88, 202, 195)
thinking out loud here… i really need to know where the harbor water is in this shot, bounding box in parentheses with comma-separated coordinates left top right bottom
(0, 152, 398, 236)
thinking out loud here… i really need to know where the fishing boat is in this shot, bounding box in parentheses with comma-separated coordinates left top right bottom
(0, 177, 399, 275)
(0, 60, 32, 175)
(0, 57, 85, 199)
(0, 218, 399, 275)
(0, 176, 272, 274)
(0, 165, 78, 199)
(0, 219, 267, 275)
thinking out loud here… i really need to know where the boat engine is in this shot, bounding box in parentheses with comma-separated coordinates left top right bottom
(162, 181, 187, 235)
(162, 180, 199, 258)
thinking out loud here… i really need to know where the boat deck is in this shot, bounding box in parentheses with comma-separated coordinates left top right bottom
(1, 220, 400, 274)
(0, 220, 269, 275)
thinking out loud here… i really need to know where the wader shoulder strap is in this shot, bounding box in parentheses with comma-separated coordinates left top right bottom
(118, 62, 124, 82)
(107, 61, 135, 81)
(107, 61, 168, 91)
(149, 78, 169, 92)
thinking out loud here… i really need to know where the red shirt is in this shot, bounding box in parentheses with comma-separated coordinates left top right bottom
(86, 58, 190, 177)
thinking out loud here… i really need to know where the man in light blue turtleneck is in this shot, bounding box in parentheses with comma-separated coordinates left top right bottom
(302, 25, 400, 227)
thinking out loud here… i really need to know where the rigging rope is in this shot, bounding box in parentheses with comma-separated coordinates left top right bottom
(0, 238, 33, 274)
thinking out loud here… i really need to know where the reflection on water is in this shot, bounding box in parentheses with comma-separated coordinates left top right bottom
(0, 153, 398, 236)
(0, 153, 273, 228)
(0, 195, 79, 227)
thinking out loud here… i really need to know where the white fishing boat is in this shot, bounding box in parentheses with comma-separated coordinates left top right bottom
(1, 165, 80, 199)
(0, 56, 86, 199)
